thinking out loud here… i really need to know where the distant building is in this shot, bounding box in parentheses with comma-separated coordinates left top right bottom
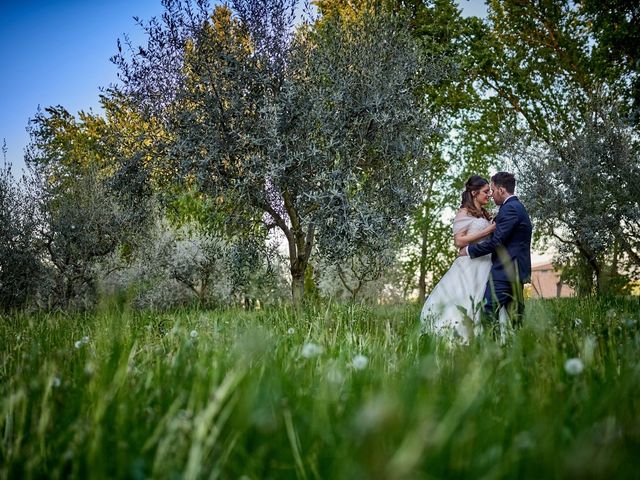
(529, 262, 575, 298)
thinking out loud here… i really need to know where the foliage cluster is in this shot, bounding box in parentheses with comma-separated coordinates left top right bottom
(0, 146, 42, 310)
(102, 221, 289, 310)
(512, 106, 640, 295)
(464, 0, 640, 293)
(112, 0, 440, 304)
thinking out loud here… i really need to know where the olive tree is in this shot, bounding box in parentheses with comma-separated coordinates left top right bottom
(101, 220, 287, 309)
(0, 145, 43, 311)
(511, 104, 640, 294)
(23, 106, 154, 309)
(315, 249, 402, 302)
(113, 0, 440, 305)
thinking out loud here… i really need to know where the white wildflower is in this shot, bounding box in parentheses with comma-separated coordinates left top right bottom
(355, 396, 396, 433)
(190, 330, 198, 339)
(74, 340, 83, 349)
(287, 327, 295, 335)
(574, 318, 582, 327)
(582, 336, 596, 365)
(564, 357, 584, 376)
(81, 335, 90, 344)
(326, 365, 344, 384)
(51, 376, 61, 388)
(301, 342, 323, 358)
(351, 354, 369, 370)
(514, 431, 535, 450)
(84, 361, 95, 376)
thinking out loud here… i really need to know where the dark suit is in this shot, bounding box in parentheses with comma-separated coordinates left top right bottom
(468, 196, 532, 328)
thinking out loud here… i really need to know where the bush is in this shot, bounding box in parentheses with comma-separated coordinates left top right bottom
(0, 154, 43, 311)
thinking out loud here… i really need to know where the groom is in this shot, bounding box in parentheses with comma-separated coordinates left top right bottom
(459, 172, 532, 334)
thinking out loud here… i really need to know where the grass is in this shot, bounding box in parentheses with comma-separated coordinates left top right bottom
(1, 296, 639, 479)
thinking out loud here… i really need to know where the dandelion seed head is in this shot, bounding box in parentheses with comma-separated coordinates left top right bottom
(84, 361, 95, 376)
(74, 340, 83, 349)
(287, 327, 295, 335)
(301, 342, 323, 358)
(355, 396, 396, 433)
(564, 357, 584, 376)
(352, 354, 369, 370)
(190, 330, 198, 339)
(51, 376, 61, 388)
(514, 430, 535, 450)
(326, 365, 344, 384)
(582, 335, 596, 365)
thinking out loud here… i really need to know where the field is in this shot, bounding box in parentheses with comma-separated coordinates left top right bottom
(1, 296, 640, 479)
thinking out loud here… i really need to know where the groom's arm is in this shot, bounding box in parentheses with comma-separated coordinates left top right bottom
(467, 204, 520, 259)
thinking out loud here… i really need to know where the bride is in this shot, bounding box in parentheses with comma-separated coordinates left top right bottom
(420, 175, 497, 343)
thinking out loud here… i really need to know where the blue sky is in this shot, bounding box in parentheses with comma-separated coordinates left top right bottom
(1, 0, 487, 173)
(0, 0, 164, 171)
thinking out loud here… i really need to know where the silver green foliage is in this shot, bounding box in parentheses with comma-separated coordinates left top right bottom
(113, 0, 442, 301)
(23, 163, 147, 309)
(315, 249, 405, 303)
(102, 221, 289, 309)
(0, 146, 43, 311)
(510, 103, 640, 292)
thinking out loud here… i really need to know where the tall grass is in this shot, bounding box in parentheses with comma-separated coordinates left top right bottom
(1, 296, 639, 479)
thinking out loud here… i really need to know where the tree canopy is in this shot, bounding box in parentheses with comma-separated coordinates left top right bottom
(112, 0, 441, 304)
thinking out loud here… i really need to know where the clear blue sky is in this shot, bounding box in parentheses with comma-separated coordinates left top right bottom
(0, 0, 165, 172)
(1, 0, 487, 173)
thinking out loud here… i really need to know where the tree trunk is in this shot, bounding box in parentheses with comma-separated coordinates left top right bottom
(287, 229, 315, 307)
(594, 264, 602, 295)
(260, 191, 315, 307)
(417, 212, 430, 303)
(577, 242, 601, 295)
(291, 266, 305, 307)
(336, 265, 356, 300)
(283, 192, 315, 307)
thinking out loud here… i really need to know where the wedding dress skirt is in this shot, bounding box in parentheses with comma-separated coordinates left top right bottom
(419, 254, 491, 343)
(420, 214, 504, 343)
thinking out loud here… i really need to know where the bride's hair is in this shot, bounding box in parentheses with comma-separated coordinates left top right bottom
(461, 175, 492, 220)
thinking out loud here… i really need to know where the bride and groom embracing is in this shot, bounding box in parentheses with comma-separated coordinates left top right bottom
(420, 172, 533, 343)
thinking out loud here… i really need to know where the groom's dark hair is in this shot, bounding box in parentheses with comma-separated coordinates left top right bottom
(491, 172, 516, 194)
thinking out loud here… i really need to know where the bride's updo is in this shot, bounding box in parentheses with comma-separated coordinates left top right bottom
(461, 175, 492, 220)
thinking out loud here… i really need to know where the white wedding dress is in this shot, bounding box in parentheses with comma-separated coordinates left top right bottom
(420, 214, 504, 343)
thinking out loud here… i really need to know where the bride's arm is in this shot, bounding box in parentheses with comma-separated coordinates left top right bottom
(454, 221, 496, 248)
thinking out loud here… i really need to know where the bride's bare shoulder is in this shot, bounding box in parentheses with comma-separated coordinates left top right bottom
(455, 208, 470, 218)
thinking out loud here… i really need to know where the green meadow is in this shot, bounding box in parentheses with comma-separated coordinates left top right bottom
(2, 296, 639, 479)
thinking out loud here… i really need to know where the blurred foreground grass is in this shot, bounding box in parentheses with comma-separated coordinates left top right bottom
(1, 296, 639, 479)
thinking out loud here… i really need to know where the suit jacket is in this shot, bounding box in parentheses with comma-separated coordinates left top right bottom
(468, 196, 532, 285)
